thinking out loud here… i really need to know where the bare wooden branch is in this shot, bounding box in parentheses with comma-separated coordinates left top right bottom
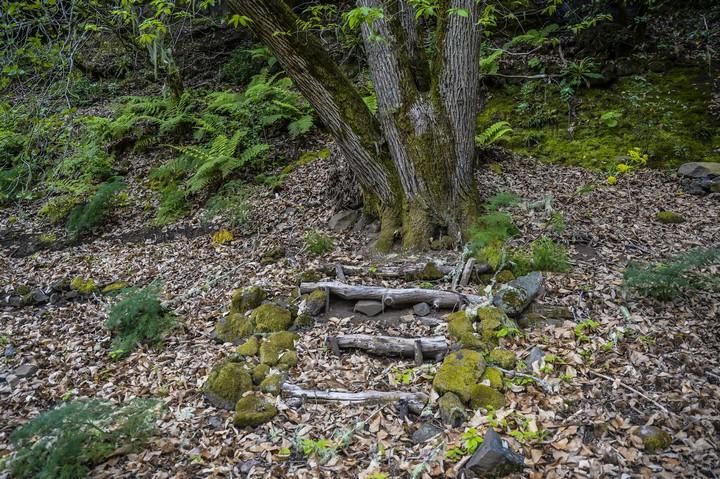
(331, 262, 491, 282)
(329, 334, 448, 359)
(299, 281, 484, 308)
(460, 258, 476, 287)
(281, 383, 429, 405)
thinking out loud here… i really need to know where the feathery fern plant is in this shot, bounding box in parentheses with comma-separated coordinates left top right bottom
(5, 398, 161, 479)
(65, 177, 126, 239)
(475, 121, 513, 148)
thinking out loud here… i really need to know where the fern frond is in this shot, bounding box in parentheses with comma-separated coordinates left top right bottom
(475, 121, 513, 147)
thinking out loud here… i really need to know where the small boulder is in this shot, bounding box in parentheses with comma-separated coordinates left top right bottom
(259, 342, 280, 366)
(634, 425, 672, 453)
(230, 285, 267, 314)
(305, 289, 328, 316)
(447, 311, 484, 350)
(678, 162, 720, 178)
(481, 367, 504, 390)
(655, 211, 685, 224)
(215, 312, 255, 344)
(259, 374, 284, 395)
(460, 428, 525, 478)
(329, 209, 360, 232)
(524, 346, 545, 373)
(354, 300, 384, 317)
(236, 336, 259, 356)
(12, 364, 38, 378)
(233, 395, 278, 427)
(412, 423, 443, 444)
(469, 384, 506, 410)
(433, 349, 485, 404)
(438, 392, 467, 427)
(251, 304, 293, 333)
(204, 361, 253, 410)
(413, 302, 431, 317)
(493, 272, 543, 317)
(278, 350, 298, 368)
(265, 331, 298, 350)
(488, 348, 516, 369)
(252, 364, 271, 385)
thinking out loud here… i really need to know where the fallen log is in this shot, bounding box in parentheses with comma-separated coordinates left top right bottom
(329, 334, 448, 359)
(281, 383, 429, 405)
(330, 262, 490, 281)
(299, 281, 484, 308)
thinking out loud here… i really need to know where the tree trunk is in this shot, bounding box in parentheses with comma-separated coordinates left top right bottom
(227, 0, 484, 250)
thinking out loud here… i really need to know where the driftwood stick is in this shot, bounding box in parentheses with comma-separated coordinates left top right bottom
(414, 340, 424, 366)
(460, 258, 476, 287)
(330, 334, 448, 358)
(332, 262, 491, 282)
(281, 383, 429, 404)
(300, 281, 484, 308)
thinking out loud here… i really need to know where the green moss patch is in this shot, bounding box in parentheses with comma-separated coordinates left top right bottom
(236, 336, 260, 356)
(481, 366, 504, 390)
(469, 384, 506, 410)
(433, 349, 486, 404)
(230, 285, 267, 314)
(233, 395, 278, 427)
(204, 361, 253, 410)
(259, 342, 280, 366)
(251, 304, 293, 333)
(488, 348, 517, 369)
(655, 211, 685, 224)
(215, 312, 255, 344)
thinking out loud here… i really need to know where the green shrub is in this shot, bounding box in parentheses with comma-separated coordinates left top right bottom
(530, 237, 570, 272)
(624, 247, 720, 300)
(39, 194, 83, 224)
(304, 230, 334, 256)
(154, 186, 189, 226)
(470, 191, 521, 268)
(5, 398, 161, 479)
(66, 178, 126, 239)
(221, 46, 276, 84)
(105, 283, 175, 359)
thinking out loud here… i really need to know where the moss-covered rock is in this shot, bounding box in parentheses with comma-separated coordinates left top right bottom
(294, 312, 314, 329)
(215, 312, 255, 344)
(438, 392, 467, 427)
(204, 361, 253, 410)
(70, 277, 96, 295)
(251, 304, 293, 333)
(481, 366, 504, 390)
(260, 247, 286, 265)
(101, 281, 129, 294)
(296, 269, 322, 284)
(477, 309, 504, 344)
(265, 331, 298, 351)
(230, 285, 267, 314)
(252, 363, 271, 385)
(259, 374, 284, 395)
(259, 342, 280, 366)
(635, 425, 672, 453)
(488, 348, 517, 369)
(447, 311, 485, 349)
(233, 395, 278, 427)
(415, 262, 443, 280)
(278, 350, 298, 368)
(495, 270, 516, 283)
(433, 349, 486, 404)
(469, 384, 506, 410)
(236, 336, 259, 356)
(655, 211, 685, 224)
(305, 288, 328, 316)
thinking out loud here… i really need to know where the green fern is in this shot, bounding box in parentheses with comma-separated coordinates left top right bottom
(66, 177, 126, 239)
(475, 121, 513, 147)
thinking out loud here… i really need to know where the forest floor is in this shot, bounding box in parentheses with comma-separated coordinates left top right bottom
(1, 152, 719, 478)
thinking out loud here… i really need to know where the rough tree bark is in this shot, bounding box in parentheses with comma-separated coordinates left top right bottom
(226, 0, 484, 250)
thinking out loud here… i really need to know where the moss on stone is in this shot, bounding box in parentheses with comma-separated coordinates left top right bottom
(488, 348, 517, 369)
(251, 304, 293, 333)
(438, 392, 467, 427)
(259, 374, 284, 395)
(252, 363, 271, 385)
(236, 336, 259, 356)
(233, 395, 278, 427)
(70, 277, 96, 295)
(476, 306, 508, 344)
(416, 262, 443, 280)
(215, 312, 256, 343)
(278, 350, 298, 368)
(204, 361, 253, 410)
(230, 285, 267, 314)
(259, 342, 280, 366)
(305, 288, 328, 316)
(101, 281, 129, 294)
(433, 349, 486, 404)
(469, 383, 506, 410)
(495, 270, 516, 283)
(296, 269, 322, 284)
(265, 331, 298, 351)
(447, 312, 485, 349)
(655, 211, 685, 224)
(294, 312, 314, 329)
(481, 366, 504, 390)
(636, 425, 672, 453)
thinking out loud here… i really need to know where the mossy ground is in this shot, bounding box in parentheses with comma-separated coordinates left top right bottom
(478, 68, 720, 169)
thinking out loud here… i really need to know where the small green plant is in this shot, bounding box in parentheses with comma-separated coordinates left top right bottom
(475, 121, 513, 148)
(624, 247, 720, 300)
(304, 230, 334, 256)
(548, 212, 565, 233)
(530, 237, 570, 273)
(105, 283, 175, 359)
(574, 319, 600, 342)
(600, 111, 622, 128)
(446, 427, 485, 461)
(66, 178, 126, 239)
(300, 438, 336, 461)
(5, 398, 161, 479)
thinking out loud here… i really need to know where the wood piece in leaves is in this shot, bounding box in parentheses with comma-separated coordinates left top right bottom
(333, 262, 455, 280)
(299, 281, 484, 308)
(281, 383, 429, 405)
(330, 334, 448, 359)
(460, 257, 476, 287)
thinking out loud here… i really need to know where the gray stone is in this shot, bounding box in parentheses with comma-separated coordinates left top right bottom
(329, 210, 360, 232)
(678, 162, 720, 179)
(12, 363, 38, 378)
(438, 392, 467, 427)
(461, 428, 525, 478)
(353, 300, 384, 317)
(524, 346, 545, 373)
(635, 425, 672, 453)
(411, 423, 443, 444)
(492, 272, 543, 317)
(413, 302, 431, 317)
(30, 289, 49, 305)
(4, 345, 16, 358)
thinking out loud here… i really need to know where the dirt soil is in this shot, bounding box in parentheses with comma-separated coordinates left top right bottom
(1, 152, 719, 478)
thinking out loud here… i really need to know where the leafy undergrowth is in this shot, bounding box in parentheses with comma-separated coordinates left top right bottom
(479, 68, 720, 170)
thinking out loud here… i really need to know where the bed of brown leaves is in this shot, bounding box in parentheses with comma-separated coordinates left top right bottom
(1, 153, 718, 478)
